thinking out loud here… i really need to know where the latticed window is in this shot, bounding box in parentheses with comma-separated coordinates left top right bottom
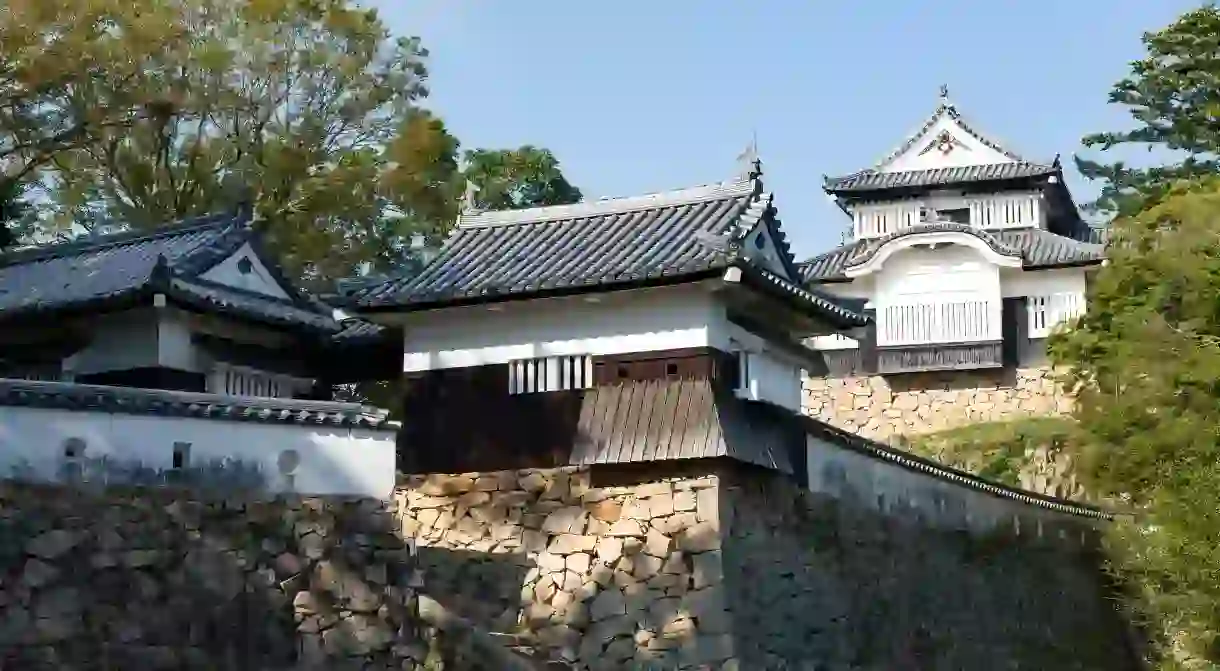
(508, 355, 594, 394)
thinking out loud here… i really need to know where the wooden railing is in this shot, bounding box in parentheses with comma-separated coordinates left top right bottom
(878, 300, 997, 347)
(508, 354, 594, 395)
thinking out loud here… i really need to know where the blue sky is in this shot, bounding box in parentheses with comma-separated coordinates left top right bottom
(369, 1, 1200, 258)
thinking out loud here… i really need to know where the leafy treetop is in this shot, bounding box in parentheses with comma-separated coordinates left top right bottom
(1076, 5, 1220, 219)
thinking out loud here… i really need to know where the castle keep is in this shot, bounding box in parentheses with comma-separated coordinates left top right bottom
(341, 164, 1132, 669)
(800, 88, 1104, 441)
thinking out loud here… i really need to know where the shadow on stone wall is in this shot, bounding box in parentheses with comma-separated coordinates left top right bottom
(397, 465, 733, 669)
(0, 480, 453, 670)
(719, 467, 1143, 670)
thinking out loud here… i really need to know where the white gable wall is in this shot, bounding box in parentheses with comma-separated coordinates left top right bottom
(882, 114, 1018, 173)
(198, 242, 292, 299)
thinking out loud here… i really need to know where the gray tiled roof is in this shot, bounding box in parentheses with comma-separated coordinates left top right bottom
(800, 225, 1105, 283)
(824, 162, 1058, 194)
(350, 175, 868, 327)
(0, 378, 398, 430)
(0, 214, 369, 338)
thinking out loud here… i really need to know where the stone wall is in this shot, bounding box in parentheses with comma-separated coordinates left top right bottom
(719, 468, 1137, 670)
(802, 365, 1072, 442)
(0, 480, 494, 670)
(394, 462, 1139, 670)
(395, 466, 731, 670)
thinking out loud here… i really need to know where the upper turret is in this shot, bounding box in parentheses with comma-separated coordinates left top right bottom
(822, 87, 1087, 242)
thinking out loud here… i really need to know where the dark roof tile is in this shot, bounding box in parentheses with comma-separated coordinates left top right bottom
(0, 378, 398, 430)
(0, 213, 382, 340)
(824, 162, 1058, 194)
(351, 176, 868, 327)
(801, 226, 1104, 283)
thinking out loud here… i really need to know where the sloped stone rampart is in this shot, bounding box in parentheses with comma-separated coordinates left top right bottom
(803, 366, 1072, 442)
(394, 463, 1140, 670)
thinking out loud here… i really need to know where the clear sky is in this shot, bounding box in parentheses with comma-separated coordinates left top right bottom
(369, 0, 1200, 259)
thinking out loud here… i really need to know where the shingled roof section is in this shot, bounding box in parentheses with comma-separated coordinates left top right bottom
(800, 226, 1106, 283)
(0, 214, 370, 338)
(0, 378, 398, 431)
(823, 161, 1059, 195)
(349, 174, 868, 328)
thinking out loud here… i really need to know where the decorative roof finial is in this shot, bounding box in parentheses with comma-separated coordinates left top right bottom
(939, 83, 950, 101)
(736, 132, 761, 180)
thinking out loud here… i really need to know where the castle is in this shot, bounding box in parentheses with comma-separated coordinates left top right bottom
(0, 91, 1135, 669)
(801, 87, 1104, 441)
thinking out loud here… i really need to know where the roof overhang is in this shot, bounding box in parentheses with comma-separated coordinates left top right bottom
(719, 264, 869, 334)
(844, 230, 1022, 278)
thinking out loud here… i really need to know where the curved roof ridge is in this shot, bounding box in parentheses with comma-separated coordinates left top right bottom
(456, 175, 759, 229)
(842, 223, 1022, 269)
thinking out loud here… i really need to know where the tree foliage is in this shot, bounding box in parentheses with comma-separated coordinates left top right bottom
(1076, 5, 1220, 218)
(1049, 178, 1220, 669)
(0, 0, 582, 281)
(463, 146, 582, 211)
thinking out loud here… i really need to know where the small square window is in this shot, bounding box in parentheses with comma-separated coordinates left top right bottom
(665, 363, 679, 376)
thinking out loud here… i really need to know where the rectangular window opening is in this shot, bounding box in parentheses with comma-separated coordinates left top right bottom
(508, 355, 595, 395)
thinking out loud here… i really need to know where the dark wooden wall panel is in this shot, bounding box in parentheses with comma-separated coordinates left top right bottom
(397, 364, 584, 474)
(592, 348, 737, 388)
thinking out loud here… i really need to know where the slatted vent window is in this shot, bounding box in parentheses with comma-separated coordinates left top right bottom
(509, 355, 594, 395)
(879, 300, 995, 346)
(1027, 293, 1085, 338)
(208, 364, 307, 399)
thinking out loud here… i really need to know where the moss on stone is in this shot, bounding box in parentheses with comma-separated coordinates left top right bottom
(901, 416, 1085, 493)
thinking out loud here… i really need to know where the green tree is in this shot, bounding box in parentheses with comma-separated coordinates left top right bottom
(1050, 178, 1220, 670)
(1076, 5, 1220, 219)
(5, 0, 582, 281)
(36, 0, 440, 281)
(463, 146, 582, 211)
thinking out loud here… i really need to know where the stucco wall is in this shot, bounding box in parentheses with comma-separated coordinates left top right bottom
(802, 365, 1072, 442)
(392, 458, 1135, 670)
(0, 405, 396, 497)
